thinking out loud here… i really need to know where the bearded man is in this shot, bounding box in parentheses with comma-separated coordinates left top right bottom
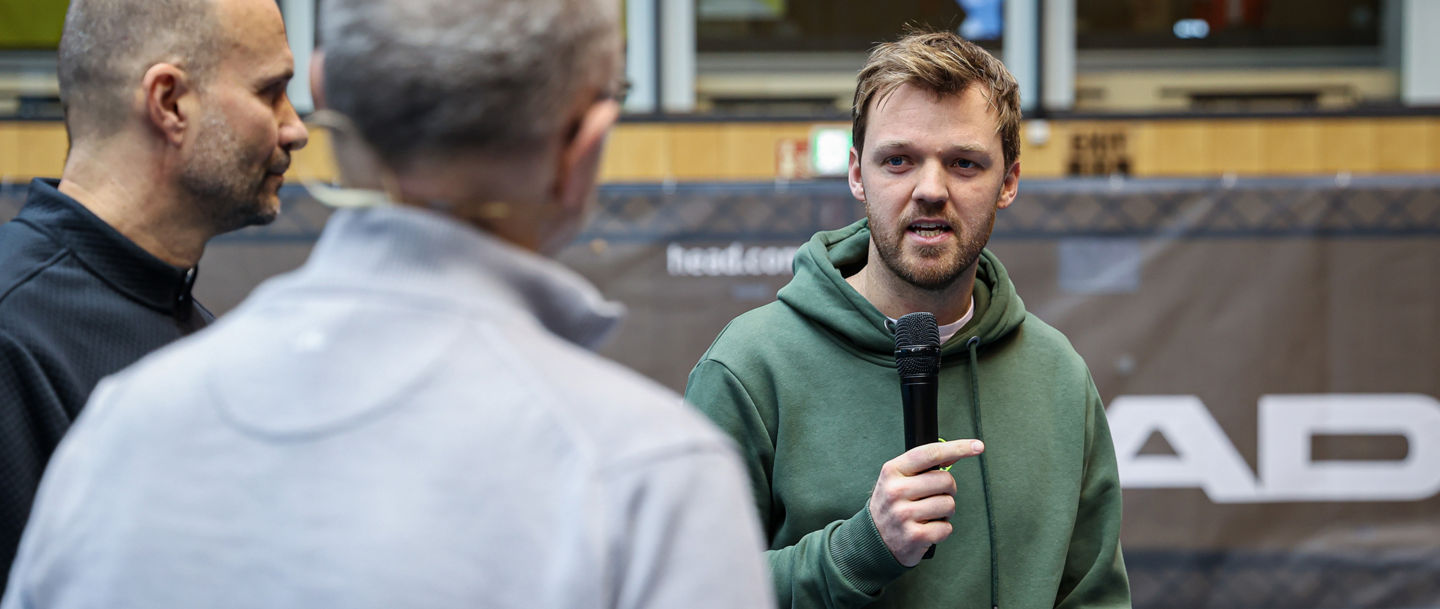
(685, 31, 1131, 609)
(0, 0, 308, 587)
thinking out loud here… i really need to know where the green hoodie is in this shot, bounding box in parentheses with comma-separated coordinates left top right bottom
(685, 219, 1130, 609)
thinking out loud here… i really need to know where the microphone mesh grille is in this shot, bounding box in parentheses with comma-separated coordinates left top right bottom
(896, 354, 935, 376)
(893, 312, 940, 376)
(893, 312, 940, 349)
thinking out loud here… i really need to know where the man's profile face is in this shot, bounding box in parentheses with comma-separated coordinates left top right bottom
(848, 82, 1018, 291)
(180, 0, 308, 232)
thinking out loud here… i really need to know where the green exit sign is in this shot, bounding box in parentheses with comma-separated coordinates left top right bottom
(809, 126, 852, 178)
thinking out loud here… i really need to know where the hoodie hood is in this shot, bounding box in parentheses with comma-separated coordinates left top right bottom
(776, 218, 1027, 366)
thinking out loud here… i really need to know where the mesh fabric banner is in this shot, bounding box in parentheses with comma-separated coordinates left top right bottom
(3, 176, 1438, 608)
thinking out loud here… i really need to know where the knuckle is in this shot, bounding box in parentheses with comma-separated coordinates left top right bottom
(928, 521, 954, 542)
(921, 471, 952, 495)
(938, 495, 956, 514)
(882, 484, 905, 503)
(925, 444, 944, 463)
(901, 521, 923, 542)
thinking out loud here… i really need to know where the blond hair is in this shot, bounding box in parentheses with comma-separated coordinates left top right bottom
(852, 30, 1021, 168)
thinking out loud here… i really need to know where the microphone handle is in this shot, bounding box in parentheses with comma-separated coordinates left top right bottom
(899, 375, 940, 559)
(900, 376, 938, 450)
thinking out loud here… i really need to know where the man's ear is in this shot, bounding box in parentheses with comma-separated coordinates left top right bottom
(309, 50, 327, 109)
(996, 160, 1020, 210)
(847, 147, 865, 202)
(554, 98, 621, 211)
(142, 63, 192, 147)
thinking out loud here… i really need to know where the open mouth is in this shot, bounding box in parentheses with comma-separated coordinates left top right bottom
(908, 220, 953, 238)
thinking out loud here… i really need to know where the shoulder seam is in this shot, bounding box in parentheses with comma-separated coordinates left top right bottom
(691, 357, 754, 400)
(0, 247, 72, 308)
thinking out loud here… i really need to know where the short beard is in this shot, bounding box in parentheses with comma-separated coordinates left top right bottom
(868, 205, 993, 292)
(179, 112, 277, 235)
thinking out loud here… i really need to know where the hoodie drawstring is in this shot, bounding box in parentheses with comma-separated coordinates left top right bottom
(966, 335, 999, 609)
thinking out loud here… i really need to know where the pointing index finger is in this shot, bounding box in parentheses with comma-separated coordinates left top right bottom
(894, 440, 984, 476)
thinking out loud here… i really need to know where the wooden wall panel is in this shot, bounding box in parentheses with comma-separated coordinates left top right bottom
(288, 129, 335, 182)
(1374, 118, 1434, 174)
(1144, 122, 1210, 177)
(717, 122, 813, 180)
(1317, 119, 1380, 174)
(1260, 121, 1322, 175)
(1125, 122, 1159, 177)
(600, 123, 669, 181)
(1016, 121, 1068, 178)
(665, 125, 725, 181)
(0, 122, 67, 182)
(1425, 119, 1440, 172)
(1207, 120, 1265, 176)
(4, 117, 1439, 184)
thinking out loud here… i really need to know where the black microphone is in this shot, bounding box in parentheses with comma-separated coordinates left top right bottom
(893, 311, 941, 559)
(894, 312, 940, 452)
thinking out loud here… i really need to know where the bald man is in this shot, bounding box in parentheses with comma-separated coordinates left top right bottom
(0, 0, 308, 584)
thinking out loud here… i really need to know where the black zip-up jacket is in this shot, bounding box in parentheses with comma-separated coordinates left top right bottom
(0, 178, 211, 590)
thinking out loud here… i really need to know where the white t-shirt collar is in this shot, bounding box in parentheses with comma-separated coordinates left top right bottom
(885, 296, 976, 345)
(936, 296, 976, 344)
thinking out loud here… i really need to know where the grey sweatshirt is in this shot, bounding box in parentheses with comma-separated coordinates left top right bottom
(2, 204, 775, 609)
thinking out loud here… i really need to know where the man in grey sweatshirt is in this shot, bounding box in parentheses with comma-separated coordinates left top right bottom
(0, 0, 775, 607)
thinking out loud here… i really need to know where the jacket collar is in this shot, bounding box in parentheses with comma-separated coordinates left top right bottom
(18, 178, 199, 318)
(289, 203, 624, 350)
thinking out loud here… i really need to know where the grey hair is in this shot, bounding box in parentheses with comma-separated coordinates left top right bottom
(319, 0, 621, 168)
(57, 0, 220, 142)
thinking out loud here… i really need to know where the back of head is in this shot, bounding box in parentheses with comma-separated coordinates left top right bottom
(319, 0, 622, 171)
(58, 0, 219, 143)
(852, 30, 1021, 168)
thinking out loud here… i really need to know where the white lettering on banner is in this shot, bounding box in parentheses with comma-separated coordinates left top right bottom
(1259, 394, 1440, 501)
(1108, 394, 1440, 503)
(666, 242, 800, 277)
(1108, 395, 1259, 502)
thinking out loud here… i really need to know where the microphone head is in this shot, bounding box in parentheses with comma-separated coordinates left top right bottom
(893, 312, 940, 349)
(893, 312, 940, 377)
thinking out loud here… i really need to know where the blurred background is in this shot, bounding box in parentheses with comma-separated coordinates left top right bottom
(2, 1, 1438, 607)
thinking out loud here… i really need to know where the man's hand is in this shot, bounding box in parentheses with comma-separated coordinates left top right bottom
(867, 439, 985, 567)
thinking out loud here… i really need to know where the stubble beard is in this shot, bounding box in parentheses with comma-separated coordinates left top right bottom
(179, 112, 279, 235)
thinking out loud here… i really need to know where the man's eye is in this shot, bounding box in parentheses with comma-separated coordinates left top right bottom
(952, 158, 977, 169)
(262, 83, 288, 103)
(884, 156, 905, 167)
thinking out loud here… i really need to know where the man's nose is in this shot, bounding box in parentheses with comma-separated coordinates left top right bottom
(278, 95, 310, 152)
(912, 161, 948, 205)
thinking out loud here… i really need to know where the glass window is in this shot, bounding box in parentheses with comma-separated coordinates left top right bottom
(1078, 0, 1381, 50)
(698, 0, 1002, 53)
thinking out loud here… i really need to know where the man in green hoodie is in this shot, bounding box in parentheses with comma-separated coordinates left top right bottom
(685, 31, 1131, 609)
